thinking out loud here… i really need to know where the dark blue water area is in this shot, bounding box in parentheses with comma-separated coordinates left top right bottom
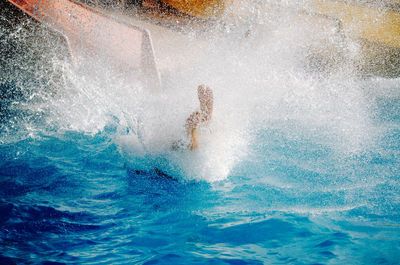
(0, 90, 400, 264)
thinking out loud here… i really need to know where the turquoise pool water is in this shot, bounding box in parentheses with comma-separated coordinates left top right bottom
(1, 3, 400, 264)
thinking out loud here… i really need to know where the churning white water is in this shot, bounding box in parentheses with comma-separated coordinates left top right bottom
(1, 0, 396, 182)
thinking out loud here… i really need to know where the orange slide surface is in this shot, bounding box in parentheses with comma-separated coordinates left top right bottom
(7, 0, 161, 89)
(161, 0, 231, 18)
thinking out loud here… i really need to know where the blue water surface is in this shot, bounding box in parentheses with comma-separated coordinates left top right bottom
(0, 81, 399, 264)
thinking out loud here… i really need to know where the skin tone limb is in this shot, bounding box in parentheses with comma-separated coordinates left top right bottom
(185, 85, 214, 150)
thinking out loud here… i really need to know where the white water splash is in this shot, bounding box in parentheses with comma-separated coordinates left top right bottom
(3, 1, 395, 182)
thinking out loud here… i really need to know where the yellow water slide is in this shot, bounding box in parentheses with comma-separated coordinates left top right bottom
(160, 0, 399, 48)
(159, 0, 399, 75)
(311, 0, 400, 75)
(312, 0, 400, 48)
